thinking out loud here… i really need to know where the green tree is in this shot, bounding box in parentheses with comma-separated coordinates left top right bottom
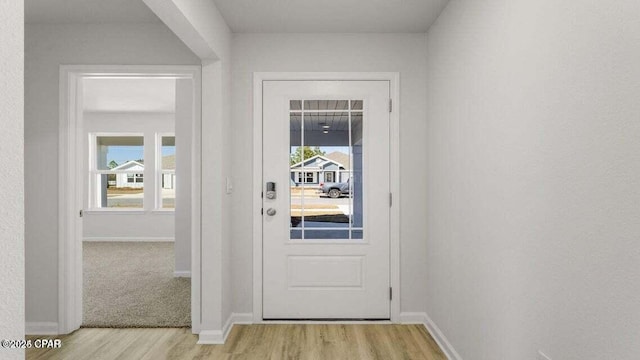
(290, 146, 325, 165)
(108, 160, 118, 169)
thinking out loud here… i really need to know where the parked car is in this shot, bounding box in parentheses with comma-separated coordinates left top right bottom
(320, 178, 351, 198)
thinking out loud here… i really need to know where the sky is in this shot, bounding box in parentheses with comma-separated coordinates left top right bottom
(106, 145, 175, 166)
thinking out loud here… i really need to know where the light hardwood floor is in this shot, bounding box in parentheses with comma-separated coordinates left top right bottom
(27, 324, 447, 360)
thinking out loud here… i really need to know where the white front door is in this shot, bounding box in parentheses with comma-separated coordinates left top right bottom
(262, 80, 391, 319)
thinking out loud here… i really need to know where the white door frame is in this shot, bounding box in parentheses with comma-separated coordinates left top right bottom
(58, 65, 202, 334)
(252, 72, 401, 323)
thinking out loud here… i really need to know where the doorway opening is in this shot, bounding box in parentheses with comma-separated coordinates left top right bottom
(81, 77, 187, 327)
(59, 66, 201, 333)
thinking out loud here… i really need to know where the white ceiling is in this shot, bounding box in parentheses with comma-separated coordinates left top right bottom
(25, 0, 160, 24)
(212, 0, 450, 33)
(83, 78, 176, 113)
(26, 0, 450, 31)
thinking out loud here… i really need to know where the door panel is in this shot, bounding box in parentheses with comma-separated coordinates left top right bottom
(263, 81, 390, 319)
(287, 256, 364, 289)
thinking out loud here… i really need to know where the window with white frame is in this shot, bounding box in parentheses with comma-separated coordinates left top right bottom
(158, 135, 175, 209)
(306, 172, 315, 184)
(296, 171, 316, 184)
(90, 135, 145, 209)
(127, 173, 144, 183)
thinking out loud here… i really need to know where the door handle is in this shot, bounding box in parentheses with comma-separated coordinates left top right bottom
(266, 208, 277, 216)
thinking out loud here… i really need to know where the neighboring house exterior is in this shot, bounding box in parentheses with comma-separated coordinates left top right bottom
(110, 155, 176, 189)
(290, 152, 351, 185)
(161, 154, 176, 189)
(111, 160, 145, 188)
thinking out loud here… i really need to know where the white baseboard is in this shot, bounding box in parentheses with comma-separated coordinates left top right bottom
(423, 313, 463, 360)
(173, 271, 191, 278)
(26, 322, 59, 335)
(399, 312, 429, 324)
(83, 237, 175, 242)
(197, 330, 224, 344)
(230, 313, 254, 325)
(198, 313, 254, 345)
(222, 313, 253, 342)
(400, 312, 462, 360)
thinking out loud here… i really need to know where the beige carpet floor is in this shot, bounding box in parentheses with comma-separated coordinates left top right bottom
(82, 242, 190, 328)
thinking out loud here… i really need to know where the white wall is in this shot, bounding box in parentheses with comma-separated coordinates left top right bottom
(143, 0, 234, 337)
(25, 22, 199, 324)
(231, 33, 429, 314)
(175, 79, 193, 275)
(82, 112, 176, 241)
(425, 1, 640, 359)
(0, 2, 25, 358)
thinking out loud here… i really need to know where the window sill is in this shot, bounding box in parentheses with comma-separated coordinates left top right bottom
(83, 209, 146, 215)
(151, 209, 175, 214)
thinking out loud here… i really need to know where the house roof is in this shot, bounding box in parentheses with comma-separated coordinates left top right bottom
(325, 151, 350, 170)
(290, 153, 349, 170)
(110, 156, 175, 171)
(111, 160, 144, 171)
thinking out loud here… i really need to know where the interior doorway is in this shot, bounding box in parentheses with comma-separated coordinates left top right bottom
(81, 77, 188, 327)
(58, 66, 201, 333)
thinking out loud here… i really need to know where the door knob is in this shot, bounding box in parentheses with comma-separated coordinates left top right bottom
(266, 208, 277, 216)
